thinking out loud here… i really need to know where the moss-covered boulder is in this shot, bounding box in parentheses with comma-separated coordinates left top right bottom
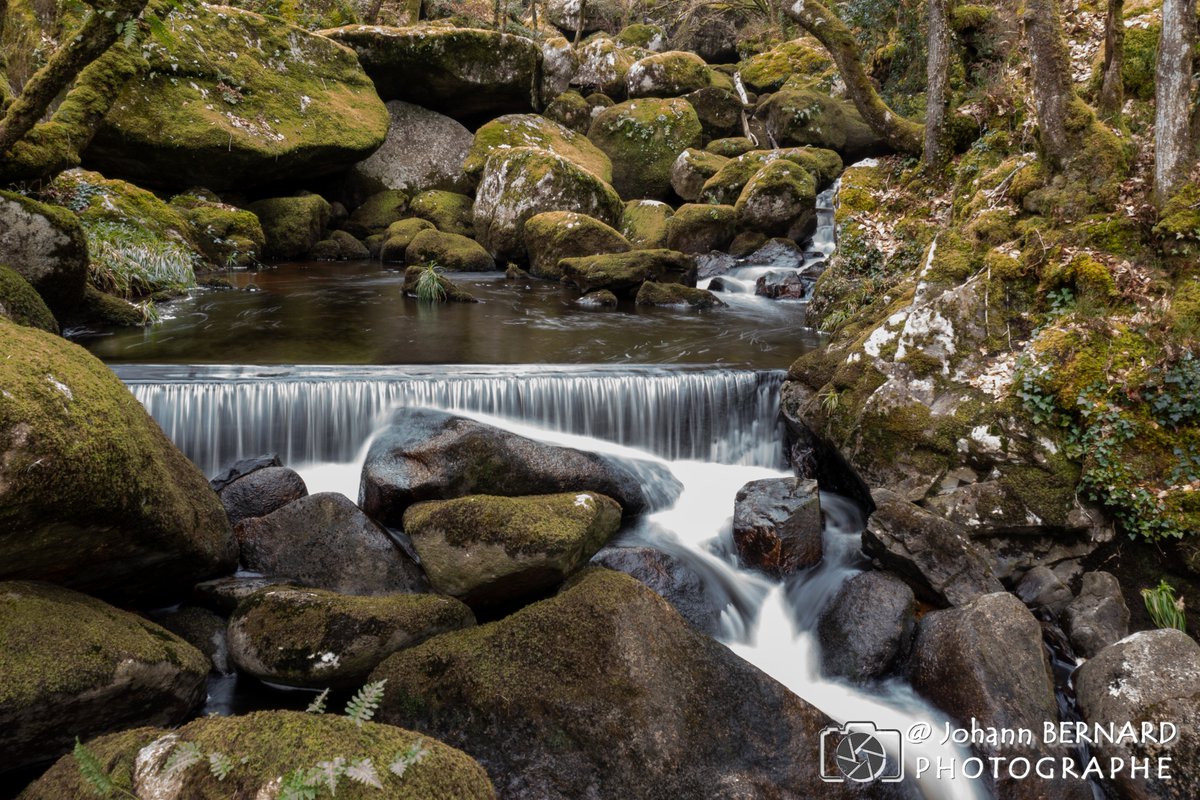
(635, 280, 725, 309)
(0, 264, 58, 333)
(706, 137, 757, 157)
(523, 211, 631, 279)
(671, 148, 730, 203)
(546, 0, 624, 34)
(21, 711, 496, 800)
(540, 35, 580, 101)
(314, 230, 371, 261)
(0, 320, 235, 601)
(247, 195, 333, 260)
(228, 586, 475, 688)
(473, 146, 624, 259)
(616, 23, 667, 50)
(222, 0, 421, 29)
(684, 86, 744, 140)
(402, 265, 479, 303)
(169, 192, 265, 267)
(0, 581, 209, 770)
(735, 160, 818, 238)
(700, 147, 840, 204)
(381, 218, 436, 262)
(344, 190, 410, 238)
(621, 199, 673, 248)
(755, 89, 882, 161)
(370, 568, 856, 799)
(560, 248, 696, 296)
(323, 25, 542, 121)
(351, 100, 475, 196)
(0, 191, 87, 311)
(88, 5, 388, 191)
(403, 492, 622, 607)
(626, 51, 711, 98)
(576, 289, 620, 308)
(587, 98, 703, 200)
(665, 203, 737, 254)
(544, 90, 594, 134)
(408, 190, 473, 237)
(463, 114, 613, 184)
(738, 39, 836, 94)
(405, 229, 495, 271)
(573, 36, 636, 98)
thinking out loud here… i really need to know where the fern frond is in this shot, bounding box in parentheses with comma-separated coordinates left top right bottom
(278, 768, 321, 800)
(163, 741, 204, 775)
(306, 688, 330, 714)
(345, 758, 383, 789)
(344, 679, 386, 727)
(389, 739, 430, 778)
(208, 751, 236, 781)
(313, 757, 345, 794)
(74, 739, 116, 798)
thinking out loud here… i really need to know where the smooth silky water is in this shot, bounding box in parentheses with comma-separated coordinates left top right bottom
(96, 183, 986, 798)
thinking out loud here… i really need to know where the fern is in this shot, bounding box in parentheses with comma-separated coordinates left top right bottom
(344, 679, 386, 727)
(163, 741, 204, 775)
(312, 758, 346, 794)
(207, 751, 237, 781)
(306, 688, 330, 714)
(345, 758, 383, 789)
(73, 739, 137, 799)
(278, 768, 322, 800)
(389, 739, 430, 778)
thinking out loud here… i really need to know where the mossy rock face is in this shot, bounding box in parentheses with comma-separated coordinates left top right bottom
(0, 264, 58, 333)
(370, 568, 848, 798)
(228, 586, 475, 688)
(573, 36, 636, 99)
(540, 35, 579, 101)
(224, 0, 421, 29)
(546, 0, 624, 35)
(587, 98, 703, 200)
(665, 203, 737, 254)
(559, 248, 697, 296)
(21, 710, 496, 800)
(0, 191, 88, 311)
(626, 51, 712, 98)
(381, 218, 436, 262)
(344, 190, 410, 238)
(635, 280, 725, 309)
(322, 25, 542, 121)
(1153, 182, 1200, 255)
(734, 160, 818, 238)
(700, 147, 840, 204)
(755, 89, 882, 161)
(410, 190, 475, 237)
(621, 199, 673, 248)
(544, 90, 594, 134)
(170, 193, 266, 267)
(402, 492, 622, 607)
(0, 580, 209, 770)
(88, 5, 388, 191)
(248, 195, 333, 260)
(463, 114, 614, 185)
(705, 136, 757, 157)
(0, 320, 235, 601)
(738, 39, 835, 94)
(523, 211, 631, 279)
(1119, 25, 1159, 101)
(684, 86, 744, 140)
(670, 148, 730, 203)
(351, 100, 475, 196)
(405, 229, 495, 271)
(402, 266, 480, 303)
(472, 146, 624, 259)
(79, 285, 146, 328)
(616, 23, 666, 50)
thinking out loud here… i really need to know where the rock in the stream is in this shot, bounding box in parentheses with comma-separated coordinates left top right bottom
(755, 271, 807, 300)
(228, 585, 475, 688)
(351, 100, 475, 196)
(371, 568, 892, 799)
(863, 489, 1004, 606)
(343, 189, 410, 237)
(635, 281, 725, 309)
(402, 492, 622, 607)
(154, 605, 231, 674)
(217, 466, 308, 526)
(0, 191, 88, 311)
(380, 217, 436, 262)
(732, 478, 823, 576)
(1074, 629, 1200, 800)
(591, 546, 724, 635)
(587, 98, 703, 200)
(410, 190, 476, 237)
(0, 581, 209, 771)
(21, 711, 496, 800)
(817, 571, 917, 682)
(665, 204, 738, 254)
(523, 211, 631, 280)
(404, 229, 496, 271)
(247, 195, 333, 259)
(235, 492, 428, 595)
(361, 408, 660, 526)
(559, 249, 696, 296)
(1014, 565, 1073, 614)
(735, 160, 817, 238)
(402, 265, 479, 303)
(462, 114, 614, 185)
(192, 575, 288, 615)
(1062, 571, 1130, 658)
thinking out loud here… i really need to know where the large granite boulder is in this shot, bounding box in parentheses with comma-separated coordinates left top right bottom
(87, 5, 389, 191)
(216, 465, 308, 526)
(591, 546, 724, 634)
(626, 51, 712, 98)
(0, 321, 235, 602)
(0, 191, 88, 310)
(462, 114, 613, 184)
(247, 195, 333, 260)
(559, 248, 696, 296)
(523, 211, 631, 279)
(350, 100, 475, 196)
(817, 571, 917, 682)
(0, 264, 58, 333)
(587, 98, 703, 200)
(1062, 570, 1130, 658)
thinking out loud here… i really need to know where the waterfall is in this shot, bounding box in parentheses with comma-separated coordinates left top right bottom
(116, 364, 788, 477)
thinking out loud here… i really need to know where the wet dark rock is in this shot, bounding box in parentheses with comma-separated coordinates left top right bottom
(235, 492, 428, 595)
(1014, 565, 1073, 614)
(361, 408, 664, 526)
(863, 489, 1004, 607)
(192, 575, 287, 615)
(695, 251, 739, 279)
(1062, 571, 1129, 658)
(732, 477, 823, 576)
(559, 249, 697, 297)
(217, 466, 308, 526)
(635, 281, 725, 309)
(575, 289, 619, 308)
(818, 571, 917, 682)
(209, 454, 282, 493)
(154, 605, 231, 673)
(745, 238, 806, 270)
(754, 271, 806, 299)
(1074, 629, 1200, 800)
(591, 546, 724, 634)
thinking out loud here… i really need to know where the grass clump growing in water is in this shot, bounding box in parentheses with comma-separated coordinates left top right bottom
(84, 221, 197, 299)
(414, 262, 447, 304)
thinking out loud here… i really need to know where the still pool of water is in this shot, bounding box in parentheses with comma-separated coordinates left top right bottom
(71, 261, 823, 368)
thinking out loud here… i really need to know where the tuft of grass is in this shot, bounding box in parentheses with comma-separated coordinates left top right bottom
(84, 221, 197, 299)
(414, 262, 447, 304)
(1142, 580, 1187, 632)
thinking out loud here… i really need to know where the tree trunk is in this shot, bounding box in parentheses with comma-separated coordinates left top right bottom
(0, 0, 149, 159)
(0, 0, 12, 111)
(493, 0, 502, 29)
(574, 0, 587, 45)
(1153, 0, 1196, 206)
(923, 0, 950, 170)
(1021, 0, 1078, 169)
(1098, 0, 1125, 118)
(784, 0, 923, 155)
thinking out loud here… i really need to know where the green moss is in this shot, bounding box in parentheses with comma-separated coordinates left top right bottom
(1168, 278, 1200, 342)
(621, 200, 673, 249)
(247, 195, 333, 260)
(404, 229, 494, 272)
(344, 190, 409, 237)
(1073, 215, 1147, 259)
(559, 249, 695, 295)
(170, 194, 265, 266)
(665, 204, 738, 253)
(925, 230, 980, 285)
(1041, 253, 1119, 306)
(615, 23, 664, 48)
(401, 266, 478, 303)
(524, 211, 631, 280)
(586, 98, 703, 200)
(964, 209, 1017, 246)
(1120, 25, 1159, 101)
(47, 169, 200, 255)
(626, 51, 711, 98)
(0, 265, 58, 333)
(950, 4, 992, 31)
(543, 90, 593, 134)
(410, 190, 475, 237)
(1153, 182, 1200, 253)
(738, 39, 835, 94)
(705, 137, 757, 158)
(734, 160, 817, 237)
(700, 148, 841, 205)
(463, 114, 613, 184)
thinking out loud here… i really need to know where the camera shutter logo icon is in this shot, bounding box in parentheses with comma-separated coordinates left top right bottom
(819, 722, 904, 783)
(835, 731, 888, 781)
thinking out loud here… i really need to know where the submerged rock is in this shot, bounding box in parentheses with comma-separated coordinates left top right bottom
(575, 289, 620, 308)
(523, 211, 631, 280)
(351, 100, 475, 196)
(360, 407, 657, 526)
(217, 466, 308, 526)
(0, 321, 235, 602)
(818, 571, 917, 682)
(403, 492, 622, 607)
(559, 248, 696, 296)
(0, 581, 209, 771)
(402, 265, 479, 302)
(21, 711, 496, 799)
(235, 492, 428, 595)
(228, 585, 475, 688)
(587, 98, 703, 199)
(732, 477, 823, 576)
